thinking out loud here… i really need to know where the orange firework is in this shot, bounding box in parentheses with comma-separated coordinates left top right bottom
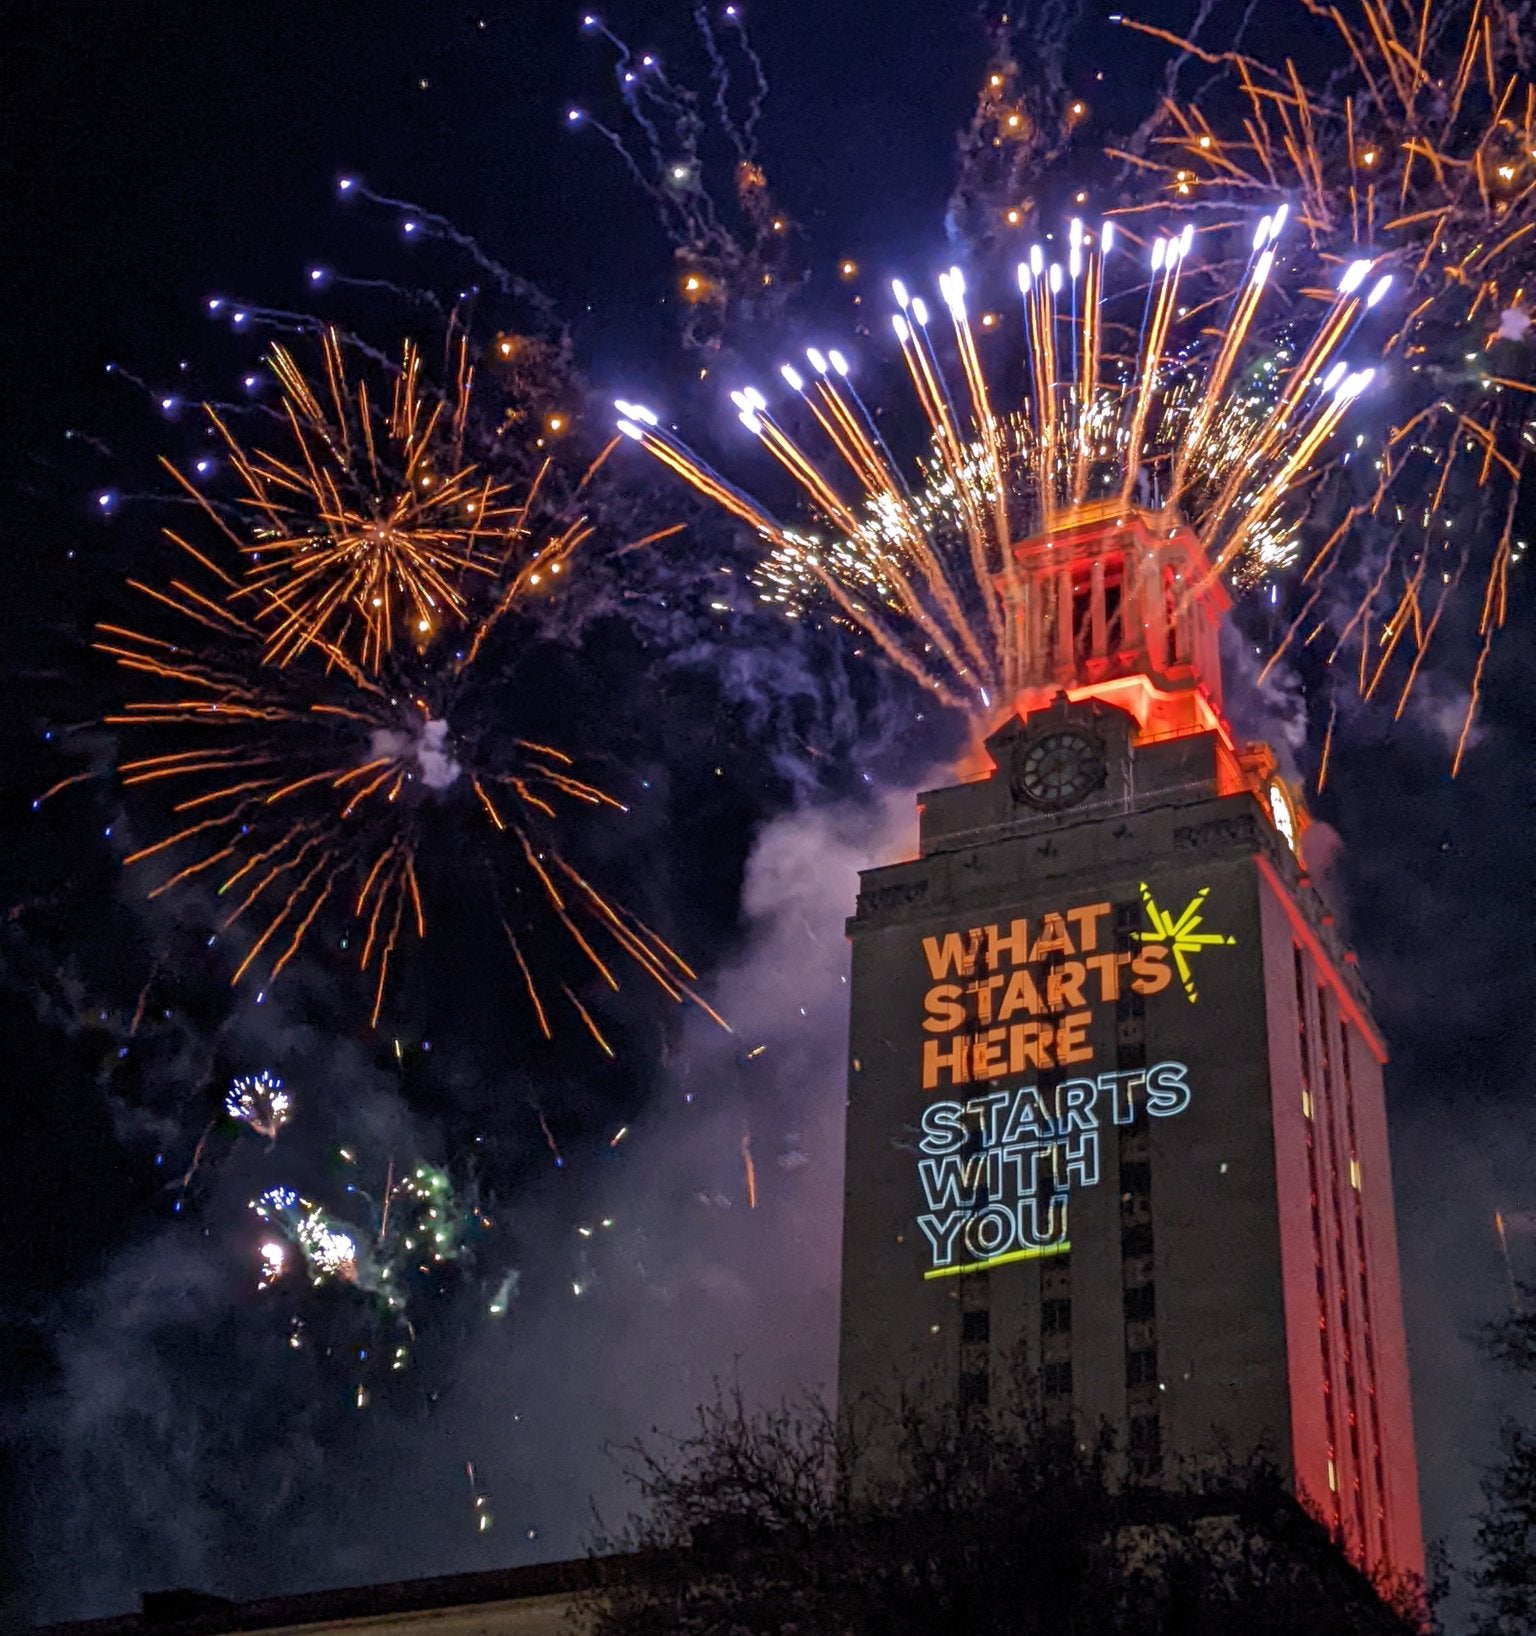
(88, 346, 713, 1044)
(166, 329, 546, 674)
(1114, 0, 1536, 767)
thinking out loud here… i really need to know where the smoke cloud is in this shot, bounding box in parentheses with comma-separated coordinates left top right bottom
(369, 717, 462, 792)
(9, 785, 922, 1623)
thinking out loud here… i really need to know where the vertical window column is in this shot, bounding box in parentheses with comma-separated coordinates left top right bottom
(1319, 986, 1368, 1558)
(1038, 947, 1073, 1415)
(1117, 901, 1159, 1476)
(959, 1270, 991, 1415)
(1295, 947, 1343, 1536)
(1040, 1255, 1073, 1411)
(1340, 1020, 1389, 1562)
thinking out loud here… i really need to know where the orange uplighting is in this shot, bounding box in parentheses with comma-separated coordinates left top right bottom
(1011, 672, 1235, 752)
(1255, 853, 1387, 1062)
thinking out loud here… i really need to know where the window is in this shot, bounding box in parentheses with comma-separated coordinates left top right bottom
(1121, 1223, 1154, 1258)
(1122, 1255, 1154, 1289)
(1043, 1360, 1073, 1398)
(1129, 1414, 1162, 1476)
(1127, 1348, 1158, 1386)
(1104, 575, 1124, 651)
(1042, 1298, 1071, 1335)
(1070, 573, 1094, 657)
(1124, 1283, 1156, 1320)
(1120, 1162, 1151, 1196)
(959, 1370, 989, 1409)
(961, 1309, 991, 1345)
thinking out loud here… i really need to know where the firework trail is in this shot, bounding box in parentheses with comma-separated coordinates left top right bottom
(335, 176, 558, 319)
(946, 2, 1096, 256)
(567, 6, 802, 350)
(1115, 0, 1536, 767)
(85, 329, 719, 1042)
(616, 216, 1389, 718)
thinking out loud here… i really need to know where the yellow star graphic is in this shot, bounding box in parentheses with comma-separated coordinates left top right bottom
(1132, 883, 1236, 1003)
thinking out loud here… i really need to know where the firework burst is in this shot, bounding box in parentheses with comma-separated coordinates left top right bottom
(617, 217, 1388, 715)
(167, 329, 552, 674)
(567, 6, 800, 350)
(249, 1151, 499, 1389)
(1115, 0, 1536, 766)
(947, 3, 1096, 257)
(91, 332, 718, 1043)
(225, 1071, 293, 1141)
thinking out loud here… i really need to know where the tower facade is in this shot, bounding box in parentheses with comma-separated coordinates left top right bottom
(838, 504, 1422, 1578)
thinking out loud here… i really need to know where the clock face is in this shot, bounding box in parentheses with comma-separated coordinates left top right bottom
(1013, 730, 1107, 810)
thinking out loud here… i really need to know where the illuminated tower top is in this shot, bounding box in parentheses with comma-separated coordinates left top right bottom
(999, 500, 1230, 744)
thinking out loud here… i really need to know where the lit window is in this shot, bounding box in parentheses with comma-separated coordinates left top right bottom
(1268, 780, 1298, 852)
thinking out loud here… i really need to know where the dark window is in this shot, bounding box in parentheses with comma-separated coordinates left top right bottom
(1104, 577, 1124, 650)
(1121, 1223, 1154, 1258)
(1114, 901, 1141, 935)
(961, 1309, 991, 1345)
(1120, 1162, 1151, 1196)
(1071, 574, 1093, 656)
(1124, 1283, 1157, 1320)
(1042, 1298, 1072, 1335)
(1127, 1348, 1158, 1386)
(1122, 1254, 1155, 1289)
(1129, 1414, 1162, 1476)
(959, 1370, 989, 1409)
(1043, 1361, 1074, 1398)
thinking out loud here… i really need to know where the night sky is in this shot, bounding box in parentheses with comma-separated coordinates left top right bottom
(4, 1, 1534, 1628)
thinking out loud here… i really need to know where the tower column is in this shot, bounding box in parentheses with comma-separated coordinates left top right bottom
(1142, 557, 1167, 669)
(1090, 558, 1107, 660)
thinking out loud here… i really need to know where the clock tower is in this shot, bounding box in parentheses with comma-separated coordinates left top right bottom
(837, 503, 1423, 1580)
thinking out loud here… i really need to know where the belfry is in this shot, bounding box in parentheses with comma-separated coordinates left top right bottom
(838, 502, 1423, 1578)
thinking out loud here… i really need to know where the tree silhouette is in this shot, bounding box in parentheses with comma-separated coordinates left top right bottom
(590, 1365, 1428, 1635)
